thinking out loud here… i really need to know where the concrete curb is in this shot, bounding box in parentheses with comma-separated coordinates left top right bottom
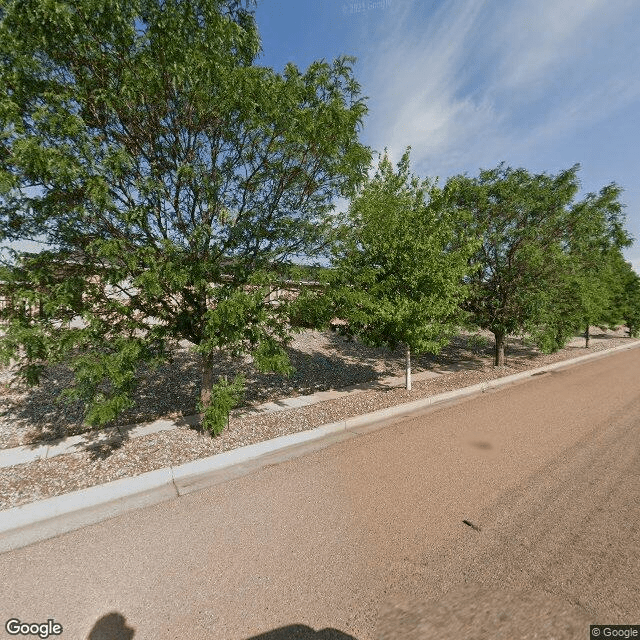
(1, 339, 638, 553)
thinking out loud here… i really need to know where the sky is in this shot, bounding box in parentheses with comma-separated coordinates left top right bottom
(254, 0, 640, 271)
(5, 0, 640, 271)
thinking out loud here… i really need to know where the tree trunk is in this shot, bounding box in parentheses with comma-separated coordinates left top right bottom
(585, 324, 590, 348)
(493, 331, 505, 366)
(200, 351, 216, 409)
(405, 343, 412, 391)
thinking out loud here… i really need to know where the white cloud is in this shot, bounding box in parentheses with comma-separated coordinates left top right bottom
(362, 0, 640, 176)
(492, 0, 611, 91)
(365, 0, 504, 172)
(512, 78, 640, 156)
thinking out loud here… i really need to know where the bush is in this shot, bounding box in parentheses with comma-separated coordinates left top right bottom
(198, 375, 245, 436)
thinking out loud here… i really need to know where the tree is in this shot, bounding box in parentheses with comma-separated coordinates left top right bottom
(327, 150, 476, 390)
(623, 270, 640, 337)
(0, 0, 371, 433)
(561, 184, 632, 348)
(523, 185, 632, 353)
(446, 163, 582, 366)
(608, 256, 640, 338)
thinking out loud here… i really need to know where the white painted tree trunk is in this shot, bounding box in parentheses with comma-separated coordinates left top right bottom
(405, 344, 412, 391)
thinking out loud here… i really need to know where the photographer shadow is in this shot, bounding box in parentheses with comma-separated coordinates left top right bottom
(87, 612, 135, 640)
(246, 625, 358, 639)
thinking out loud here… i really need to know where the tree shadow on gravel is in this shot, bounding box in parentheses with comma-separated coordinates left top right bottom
(424, 333, 491, 371)
(313, 330, 491, 377)
(84, 437, 127, 461)
(2, 329, 612, 449)
(1, 331, 386, 447)
(429, 333, 570, 370)
(245, 626, 358, 640)
(0, 351, 200, 448)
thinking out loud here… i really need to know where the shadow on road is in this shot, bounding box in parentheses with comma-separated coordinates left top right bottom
(87, 612, 135, 640)
(245, 625, 358, 640)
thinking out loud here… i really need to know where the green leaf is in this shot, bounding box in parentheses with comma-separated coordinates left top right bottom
(0, 0, 370, 431)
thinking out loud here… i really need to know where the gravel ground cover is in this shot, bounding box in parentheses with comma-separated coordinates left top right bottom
(0, 329, 411, 449)
(0, 327, 635, 510)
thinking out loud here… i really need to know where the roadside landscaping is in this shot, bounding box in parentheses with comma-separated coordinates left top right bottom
(0, 327, 636, 511)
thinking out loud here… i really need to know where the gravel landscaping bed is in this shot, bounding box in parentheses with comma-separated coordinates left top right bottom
(0, 328, 636, 510)
(0, 329, 413, 449)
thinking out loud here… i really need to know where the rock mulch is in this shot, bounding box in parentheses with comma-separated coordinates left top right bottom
(0, 328, 635, 510)
(0, 329, 412, 449)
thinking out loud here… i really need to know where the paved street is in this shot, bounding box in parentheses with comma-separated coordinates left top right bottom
(1, 348, 639, 639)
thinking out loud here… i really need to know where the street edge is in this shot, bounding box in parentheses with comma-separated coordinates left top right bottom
(1, 339, 638, 553)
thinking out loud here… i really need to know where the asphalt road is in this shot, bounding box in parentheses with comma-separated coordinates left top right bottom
(1, 348, 639, 640)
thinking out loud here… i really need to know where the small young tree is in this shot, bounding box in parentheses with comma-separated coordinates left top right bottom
(328, 150, 476, 390)
(0, 0, 370, 433)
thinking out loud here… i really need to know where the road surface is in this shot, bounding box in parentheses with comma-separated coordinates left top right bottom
(1, 348, 639, 639)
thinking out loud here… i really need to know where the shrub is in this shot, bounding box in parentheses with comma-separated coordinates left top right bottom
(198, 375, 245, 436)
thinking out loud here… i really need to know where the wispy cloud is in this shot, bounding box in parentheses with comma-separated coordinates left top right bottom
(362, 0, 640, 176)
(364, 0, 501, 171)
(492, 0, 611, 91)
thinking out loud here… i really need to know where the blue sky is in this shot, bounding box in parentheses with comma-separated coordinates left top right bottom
(6, 0, 640, 271)
(255, 0, 640, 271)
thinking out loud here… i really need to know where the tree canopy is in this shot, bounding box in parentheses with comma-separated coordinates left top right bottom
(537, 183, 632, 350)
(0, 0, 371, 432)
(327, 150, 476, 389)
(608, 254, 640, 338)
(447, 163, 580, 365)
(446, 163, 633, 364)
(1, 0, 637, 431)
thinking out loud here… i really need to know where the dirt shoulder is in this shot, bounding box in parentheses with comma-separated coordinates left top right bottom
(0, 328, 636, 511)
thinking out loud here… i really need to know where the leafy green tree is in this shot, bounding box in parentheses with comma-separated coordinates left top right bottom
(327, 150, 476, 390)
(0, 0, 370, 433)
(523, 184, 633, 352)
(446, 163, 582, 365)
(561, 184, 632, 347)
(608, 255, 640, 338)
(623, 271, 640, 338)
